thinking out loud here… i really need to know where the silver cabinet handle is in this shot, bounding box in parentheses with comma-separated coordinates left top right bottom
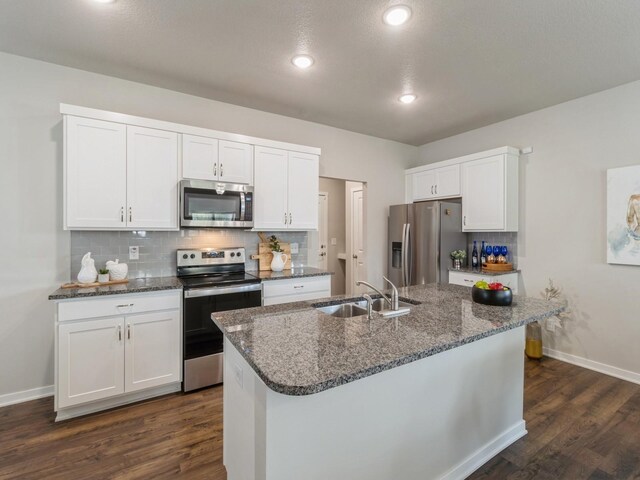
(127, 324, 131, 340)
(220, 163, 223, 177)
(435, 185, 438, 194)
(431, 185, 433, 194)
(463, 216, 466, 226)
(117, 325, 122, 341)
(284, 212, 288, 225)
(129, 207, 132, 222)
(214, 163, 217, 177)
(293, 285, 304, 289)
(289, 213, 292, 224)
(120, 207, 124, 223)
(116, 303, 134, 308)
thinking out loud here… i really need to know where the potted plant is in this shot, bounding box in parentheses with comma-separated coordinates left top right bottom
(450, 249, 466, 270)
(98, 268, 110, 283)
(269, 235, 288, 272)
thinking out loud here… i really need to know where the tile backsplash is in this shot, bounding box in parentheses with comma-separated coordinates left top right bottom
(70, 230, 309, 279)
(467, 232, 518, 266)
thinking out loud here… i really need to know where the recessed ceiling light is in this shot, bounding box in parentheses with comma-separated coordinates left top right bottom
(291, 55, 314, 69)
(383, 5, 412, 26)
(399, 94, 417, 104)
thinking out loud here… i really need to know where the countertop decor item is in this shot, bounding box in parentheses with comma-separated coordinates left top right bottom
(472, 284, 513, 306)
(77, 252, 98, 284)
(269, 235, 288, 272)
(106, 259, 128, 280)
(98, 269, 110, 283)
(60, 278, 129, 289)
(250, 232, 292, 271)
(482, 262, 514, 272)
(525, 321, 543, 359)
(450, 249, 466, 270)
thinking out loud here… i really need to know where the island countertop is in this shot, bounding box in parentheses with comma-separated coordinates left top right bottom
(212, 283, 564, 396)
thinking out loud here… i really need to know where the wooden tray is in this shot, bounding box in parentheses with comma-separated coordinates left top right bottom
(61, 279, 129, 289)
(482, 262, 514, 272)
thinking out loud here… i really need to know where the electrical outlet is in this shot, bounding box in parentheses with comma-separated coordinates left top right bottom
(290, 243, 299, 254)
(331, 238, 337, 246)
(129, 246, 139, 260)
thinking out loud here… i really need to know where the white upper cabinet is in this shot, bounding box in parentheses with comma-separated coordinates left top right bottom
(288, 151, 319, 229)
(218, 140, 253, 185)
(410, 164, 460, 201)
(126, 126, 179, 230)
(461, 153, 519, 232)
(254, 146, 289, 229)
(254, 147, 319, 230)
(182, 134, 218, 181)
(182, 136, 253, 185)
(65, 117, 127, 229)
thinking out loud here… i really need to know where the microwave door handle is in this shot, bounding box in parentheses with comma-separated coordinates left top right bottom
(240, 192, 246, 221)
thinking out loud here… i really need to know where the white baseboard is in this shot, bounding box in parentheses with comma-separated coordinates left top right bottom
(440, 420, 527, 480)
(544, 347, 640, 385)
(0, 385, 54, 408)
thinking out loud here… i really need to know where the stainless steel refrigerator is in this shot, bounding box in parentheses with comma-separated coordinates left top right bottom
(388, 201, 466, 287)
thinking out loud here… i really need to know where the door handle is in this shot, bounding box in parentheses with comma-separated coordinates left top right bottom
(353, 254, 358, 259)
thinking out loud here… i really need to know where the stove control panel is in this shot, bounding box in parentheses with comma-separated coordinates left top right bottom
(177, 248, 245, 267)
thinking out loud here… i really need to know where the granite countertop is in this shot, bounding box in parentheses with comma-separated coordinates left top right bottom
(48, 276, 183, 300)
(249, 267, 333, 281)
(212, 283, 564, 397)
(449, 266, 521, 277)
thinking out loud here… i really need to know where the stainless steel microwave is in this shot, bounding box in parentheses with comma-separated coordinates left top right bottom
(180, 180, 253, 228)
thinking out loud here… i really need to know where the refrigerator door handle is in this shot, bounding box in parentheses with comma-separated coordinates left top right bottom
(404, 223, 411, 286)
(400, 223, 407, 287)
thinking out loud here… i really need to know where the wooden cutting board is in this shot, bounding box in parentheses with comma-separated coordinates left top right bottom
(61, 279, 129, 289)
(251, 243, 292, 271)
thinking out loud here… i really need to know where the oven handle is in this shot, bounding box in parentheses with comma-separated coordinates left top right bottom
(184, 283, 262, 298)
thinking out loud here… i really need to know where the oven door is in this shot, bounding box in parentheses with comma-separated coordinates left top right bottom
(180, 180, 253, 228)
(182, 282, 262, 391)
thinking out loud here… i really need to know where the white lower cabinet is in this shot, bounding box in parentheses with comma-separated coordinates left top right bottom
(448, 271, 519, 294)
(263, 276, 331, 306)
(55, 291, 181, 420)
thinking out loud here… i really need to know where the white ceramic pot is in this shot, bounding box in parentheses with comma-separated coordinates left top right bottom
(106, 259, 128, 280)
(270, 251, 288, 272)
(98, 273, 110, 283)
(77, 252, 98, 284)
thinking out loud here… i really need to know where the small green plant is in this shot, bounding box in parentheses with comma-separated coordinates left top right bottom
(450, 249, 466, 261)
(99, 268, 109, 275)
(269, 235, 283, 253)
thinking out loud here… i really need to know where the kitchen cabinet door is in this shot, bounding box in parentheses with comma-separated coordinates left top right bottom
(57, 317, 125, 408)
(461, 154, 505, 231)
(435, 164, 461, 198)
(65, 116, 127, 229)
(254, 146, 289, 230)
(411, 169, 438, 201)
(287, 152, 319, 229)
(182, 134, 218, 181)
(126, 126, 179, 230)
(219, 140, 253, 185)
(124, 310, 181, 393)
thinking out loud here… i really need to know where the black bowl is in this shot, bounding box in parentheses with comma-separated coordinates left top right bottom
(472, 285, 513, 306)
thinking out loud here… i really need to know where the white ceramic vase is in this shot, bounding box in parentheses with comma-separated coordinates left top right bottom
(106, 259, 128, 280)
(270, 251, 288, 272)
(77, 252, 98, 284)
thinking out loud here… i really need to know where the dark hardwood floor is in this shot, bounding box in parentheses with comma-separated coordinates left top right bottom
(0, 358, 638, 479)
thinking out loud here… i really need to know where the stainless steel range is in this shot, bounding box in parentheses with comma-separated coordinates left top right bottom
(177, 247, 262, 392)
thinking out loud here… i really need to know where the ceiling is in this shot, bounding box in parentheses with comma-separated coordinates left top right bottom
(2, 1, 640, 145)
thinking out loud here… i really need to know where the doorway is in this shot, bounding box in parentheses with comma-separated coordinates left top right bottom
(346, 181, 366, 295)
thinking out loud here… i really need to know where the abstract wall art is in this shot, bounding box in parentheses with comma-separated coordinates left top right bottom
(607, 165, 640, 265)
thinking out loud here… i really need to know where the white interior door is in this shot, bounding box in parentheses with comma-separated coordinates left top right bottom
(218, 140, 253, 185)
(126, 126, 179, 230)
(318, 192, 329, 270)
(124, 310, 181, 393)
(57, 317, 125, 408)
(351, 188, 366, 293)
(65, 116, 127, 229)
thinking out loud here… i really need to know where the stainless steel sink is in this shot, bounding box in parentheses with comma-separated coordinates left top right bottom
(316, 298, 416, 318)
(317, 303, 369, 318)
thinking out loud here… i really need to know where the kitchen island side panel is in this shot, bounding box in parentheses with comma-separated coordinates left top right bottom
(224, 327, 526, 480)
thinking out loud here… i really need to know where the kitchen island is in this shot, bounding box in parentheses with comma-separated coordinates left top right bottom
(212, 283, 564, 480)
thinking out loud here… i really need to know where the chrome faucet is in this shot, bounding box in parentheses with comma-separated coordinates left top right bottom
(356, 276, 399, 311)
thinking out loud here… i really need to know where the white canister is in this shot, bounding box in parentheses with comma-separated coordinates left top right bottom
(106, 259, 128, 280)
(270, 251, 288, 272)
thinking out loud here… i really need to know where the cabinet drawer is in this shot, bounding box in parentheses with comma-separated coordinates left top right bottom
(263, 276, 330, 297)
(58, 291, 181, 322)
(448, 271, 518, 294)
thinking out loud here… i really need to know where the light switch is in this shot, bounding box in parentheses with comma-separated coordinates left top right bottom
(129, 246, 139, 260)
(331, 238, 337, 246)
(290, 243, 299, 254)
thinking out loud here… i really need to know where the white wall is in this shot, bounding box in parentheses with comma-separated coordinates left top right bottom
(0, 52, 416, 399)
(416, 80, 640, 379)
